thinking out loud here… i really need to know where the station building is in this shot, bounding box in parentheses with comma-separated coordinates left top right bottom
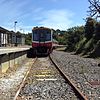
(0, 27, 25, 47)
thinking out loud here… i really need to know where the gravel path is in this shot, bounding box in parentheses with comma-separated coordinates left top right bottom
(18, 57, 79, 100)
(0, 58, 34, 100)
(50, 50, 100, 100)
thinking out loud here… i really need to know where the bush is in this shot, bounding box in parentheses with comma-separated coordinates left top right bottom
(89, 40, 100, 58)
(75, 37, 87, 54)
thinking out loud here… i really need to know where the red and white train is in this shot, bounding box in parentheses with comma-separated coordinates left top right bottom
(32, 27, 53, 55)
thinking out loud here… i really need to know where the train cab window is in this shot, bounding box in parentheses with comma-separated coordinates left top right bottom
(39, 33, 45, 42)
(46, 32, 51, 41)
(33, 31, 39, 41)
(40, 33, 45, 38)
(33, 29, 51, 41)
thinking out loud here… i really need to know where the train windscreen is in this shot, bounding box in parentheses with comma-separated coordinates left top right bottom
(33, 30, 39, 41)
(45, 32, 51, 41)
(33, 29, 51, 42)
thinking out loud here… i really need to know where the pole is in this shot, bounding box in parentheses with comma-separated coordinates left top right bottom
(14, 21, 17, 32)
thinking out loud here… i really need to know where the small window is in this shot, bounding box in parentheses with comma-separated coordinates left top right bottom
(46, 32, 51, 41)
(33, 30, 39, 41)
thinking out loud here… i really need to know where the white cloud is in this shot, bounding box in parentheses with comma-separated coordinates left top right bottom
(0, 0, 32, 31)
(38, 9, 74, 30)
(0, 0, 79, 32)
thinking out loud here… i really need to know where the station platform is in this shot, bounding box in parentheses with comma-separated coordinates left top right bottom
(0, 46, 31, 73)
(0, 47, 30, 55)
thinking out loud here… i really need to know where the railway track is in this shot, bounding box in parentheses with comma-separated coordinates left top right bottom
(14, 56, 88, 100)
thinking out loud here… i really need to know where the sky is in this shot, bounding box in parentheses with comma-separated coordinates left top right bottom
(0, 0, 89, 33)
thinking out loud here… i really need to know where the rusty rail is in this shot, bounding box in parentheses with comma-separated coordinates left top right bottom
(14, 58, 37, 100)
(49, 55, 88, 100)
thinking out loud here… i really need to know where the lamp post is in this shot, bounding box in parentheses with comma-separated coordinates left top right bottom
(14, 21, 17, 46)
(14, 21, 17, 32)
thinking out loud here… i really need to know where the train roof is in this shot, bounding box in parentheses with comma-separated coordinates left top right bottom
(32, 27, 51, 31)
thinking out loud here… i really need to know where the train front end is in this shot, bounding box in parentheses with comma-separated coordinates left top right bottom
(32, 27, 53, 55)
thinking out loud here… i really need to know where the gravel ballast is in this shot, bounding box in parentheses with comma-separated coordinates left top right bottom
(0, 58, 34, 100)
(18, 57, 79, 100)
(50, 50, 100, 100)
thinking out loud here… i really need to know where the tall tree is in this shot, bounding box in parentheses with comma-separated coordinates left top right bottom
(95, 22, 100, 39)
(85, 17, 96, 39)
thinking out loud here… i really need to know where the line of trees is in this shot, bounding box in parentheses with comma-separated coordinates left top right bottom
(54, 16, 100, 57)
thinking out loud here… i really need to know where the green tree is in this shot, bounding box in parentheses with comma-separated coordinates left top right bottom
(25, 33, 32, 45)
(53, 29, 66, 45)
(94, 22, 100, 40)
(84, 17, 96, 39)
(64, 26, 84, 51)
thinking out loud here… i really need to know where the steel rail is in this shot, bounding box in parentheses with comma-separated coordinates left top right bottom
(49, 55, 88, 100)
(14, 57, 37, 100)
